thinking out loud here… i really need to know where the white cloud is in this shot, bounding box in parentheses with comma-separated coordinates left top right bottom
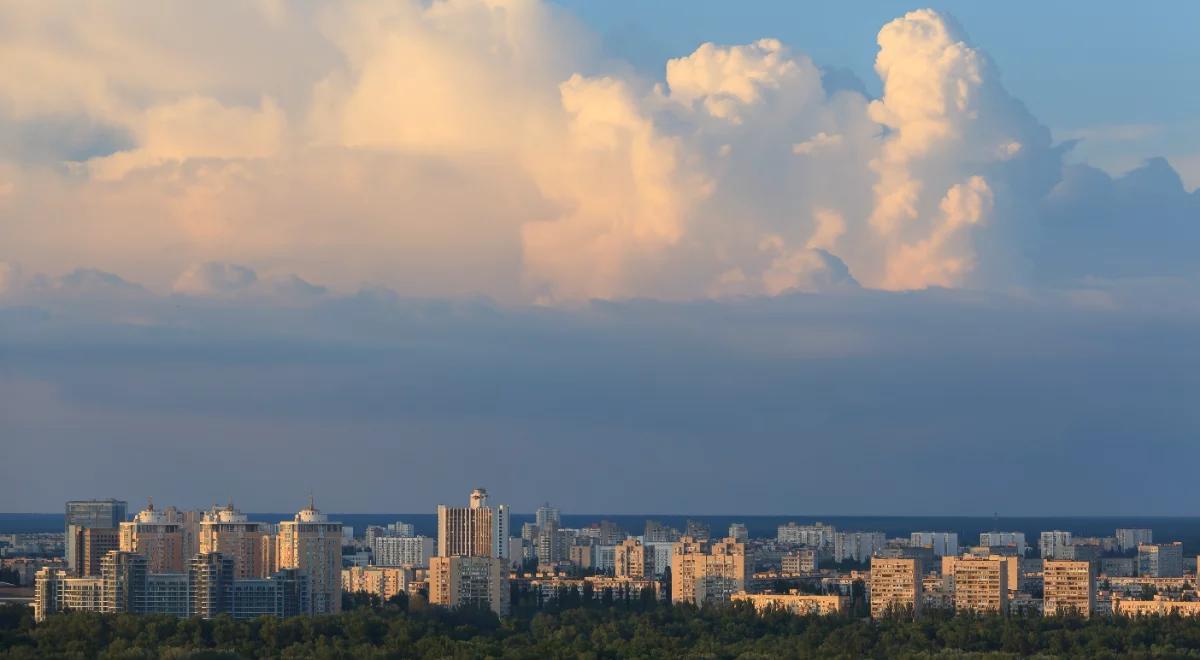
(0, 1, 1189, 304)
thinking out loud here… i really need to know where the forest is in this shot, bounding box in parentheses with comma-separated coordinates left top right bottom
(7, 595, 1200, 659)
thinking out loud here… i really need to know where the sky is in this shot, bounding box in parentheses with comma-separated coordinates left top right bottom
(1, 1, 1198, 515)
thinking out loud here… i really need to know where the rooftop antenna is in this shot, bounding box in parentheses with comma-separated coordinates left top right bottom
(147, 496, 154, 511)
(308, 492, 315, 511)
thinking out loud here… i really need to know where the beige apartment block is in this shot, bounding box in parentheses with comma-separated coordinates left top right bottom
(614, 538, 654, 579)
(199, 504, 271, 579)
(342, 566, 414, 601)
(428, 555, 510, 616)
(732, 591, 846, 616)
(119, 503, 185, 574)
(277, 502, 343, 614)
(953, 557, 1008, 614)
(670, 536, 750, 606)
(1043, 560, 1095, 617)
(870, 557, 922, 619)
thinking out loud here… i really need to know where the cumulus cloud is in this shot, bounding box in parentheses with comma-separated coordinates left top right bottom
(173, 262, 258, 296)
(0, 1, 1191, 304)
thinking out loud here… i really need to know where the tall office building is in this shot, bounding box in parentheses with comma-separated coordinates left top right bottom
(1039, 531, 1073, 559)
(199, 503, 271, 579)
(614, 538, 654, 579)
(119, 502, 185, 573)
(979, 531, 1026, 557)
(65, 499, 127, 575)
(1043, 560, 1095, 617)
(1138, 542, 1184, 577)
(437, 488, 509, 560)
(952, 557, 1008, 614)
(670, 536, 749, 606)
(1116, 529, 1153, 553)
(869, 557, 922, 619)
(277, 500, 344, 614)
(910, 532, 959, 557)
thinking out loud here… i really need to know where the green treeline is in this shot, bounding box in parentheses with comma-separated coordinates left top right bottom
(8, 598, 1200, 659)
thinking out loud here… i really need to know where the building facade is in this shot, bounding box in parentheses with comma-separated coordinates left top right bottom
(277, 501, 344, 614)
(614, 538, 654, 579)
(670, 536, 749, 606)
(65, 499, 127, 575)
(428, 555, 510, 616)
(1043, 559, 1095, 617)
(1138, 542, 1184, 578)
(373, 536, 434, 567)
(732, 592, 845, 616)
(1116, 528, 1153, 553)
(119, 503, 185, 574)
(910, 532, 959, 557)
(953, 557, 1008, 614)
(869, 557, 922, 619)
(437, 488, 509, 560)
(198, 504, 271, 579)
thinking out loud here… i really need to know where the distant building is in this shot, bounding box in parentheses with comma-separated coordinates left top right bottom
(777, 522, 835, 549)
(870, 557, 922, 619)
(428, 555, 510, 616)
(373, 536, 434, 567)
(64, 499, 127, 576)
(614, 538, 654, 579)
(388, 521, 416, 538)
(644, 520, 679, 543)
(1043, 560, 1095, 618)
(910, 532, 958, 557)
(728, 523, 749, 543)
(685, 520, 711, 542)
(732, 591, 845, 616)
(1100, 557, 1137, 578)
(1138, 542, 1184, 578)
(670, 536, 749, 606)
(1113, 598, 1200, 617)
(782, 548, 819, 574)
(437, 488, 510, 560)
(1115, 529, 1153, 553)
(342, 566, 414, 601)
(953, 557, 1008, 614)
(834, 531, 885, 562)
(277, 500, 343, 614)
(119, 502, 185, 573)
(535, 503, 561, 530)
(198, 503, 271, 579)
(1039, 531, 1072, 559)
(978, 532, 1026, 557)
(76, 527, 119, 577)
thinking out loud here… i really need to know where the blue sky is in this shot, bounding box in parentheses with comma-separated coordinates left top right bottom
(556, 0, 1200, 186)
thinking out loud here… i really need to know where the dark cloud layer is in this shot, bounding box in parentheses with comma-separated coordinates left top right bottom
(3, 283, 1198, 515)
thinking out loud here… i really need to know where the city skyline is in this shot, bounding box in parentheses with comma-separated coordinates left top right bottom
(2, 1, 1199, 515)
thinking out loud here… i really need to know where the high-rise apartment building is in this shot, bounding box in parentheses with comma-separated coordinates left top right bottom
(535, 503, 561, 530)
(65, 499, 127, 575)
(373, 536, 434, 567)
(1039, 531, 1073, 559)
(1116, 528, 1153, 553)
(437, 488, 509, 560)
(869, 557, 922, 619)
(76, 527, 120, 577)
(777, 522, 835, 549)
(1138, 542, 1184, 577)
(952, 557, 1008, 614)
(782, 548, 819, 574)
(277, 501, 344, 614)
(979, 532, 1026, 557)
(614, 538, 654, 579)
(33, 568, 103, 621)
(119, 502, 185, 573)
(644, 520, 679, 543)
(1043, 560, 1095, 617)
(670, 536, 749, 606)
(189, 552, 235, 618)
(428, 555, 510, 616)
(199, 504, 271, 579)
(728, 523, 749, 543)
(834, 531, 886, 562)
(910, 532, 959, 557)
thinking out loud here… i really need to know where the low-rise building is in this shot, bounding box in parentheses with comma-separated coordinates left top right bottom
(732, 591, 845, 616)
